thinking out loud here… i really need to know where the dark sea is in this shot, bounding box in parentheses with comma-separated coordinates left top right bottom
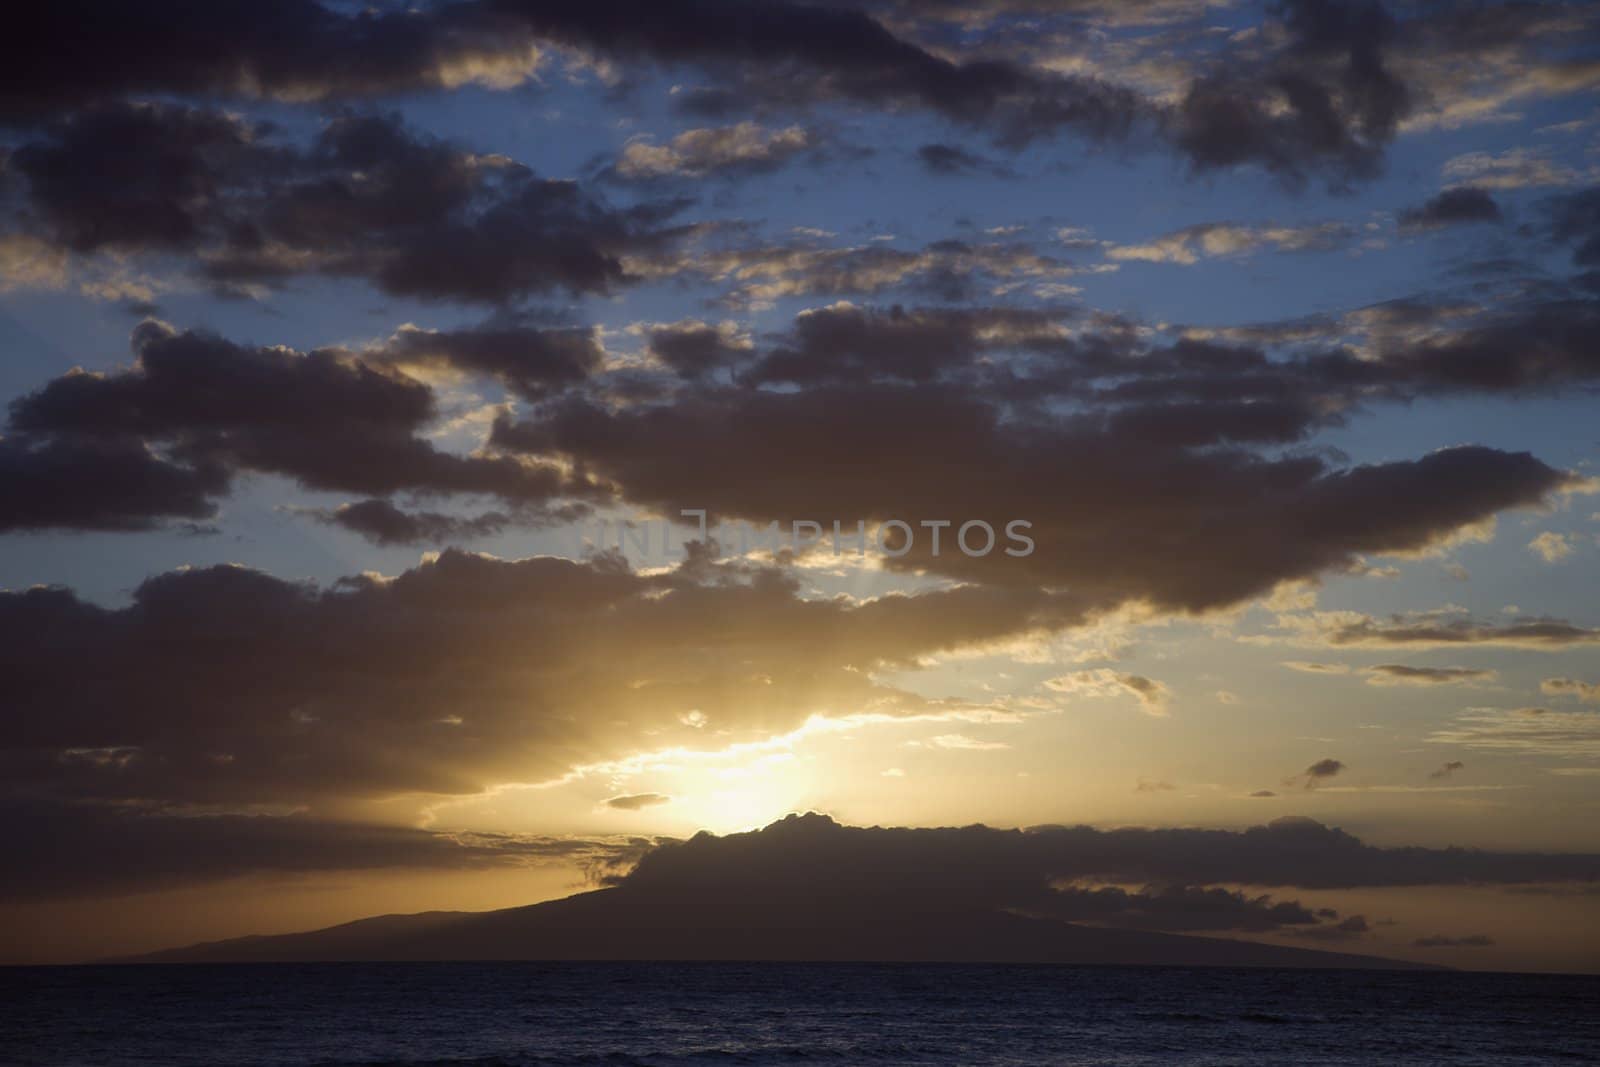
(5, 963, 1599, 1066)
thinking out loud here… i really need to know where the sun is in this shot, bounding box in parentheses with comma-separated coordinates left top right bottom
(691, 783, 804, 835)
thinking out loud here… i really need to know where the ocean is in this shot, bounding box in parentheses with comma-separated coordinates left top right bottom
(5, 962, 1599, 1066)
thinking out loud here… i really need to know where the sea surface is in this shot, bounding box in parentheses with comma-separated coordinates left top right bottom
(5, 962, 1599, 1066)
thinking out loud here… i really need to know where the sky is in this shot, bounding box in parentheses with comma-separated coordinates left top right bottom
(1, 0, 1599, 970)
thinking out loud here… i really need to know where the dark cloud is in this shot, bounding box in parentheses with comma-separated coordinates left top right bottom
(600, 286, 1600, 416)
(1364, 664, 1495, 687)
(0, 435, 227, 532)
(1290, 758, 1345, 789)
(0, 0, 543, 124)
(9, 793, 1600, 913)
(497, 368, 1575, 612)
(8, 289, 1592, 566)
(0, 549, 1080, 811)
(9, 0, 1570, 196)
(488, 0, 1145, 147)
(1313, 614, 1600, 649)
(1035, 883, 1325, 934)
(1541, 677, 1600, 703)
(492, 0, 1428, 183)
(1, 321, 590, 533)
(9, 106, 688, 304)
(2, 0, 1429, 186)
(1399, 187, 1502, 232)
(1542, 186, 1600, 267)
(1171, 0, 1410, 186)
(361, 320, 606, 400)
(296, 499, 528, 546)
(0, 795, 655, 900)
(645, 321, 751, 379)
(743, 304, 1064, 386)
(605, 793, 673, 811)
(670, 87, 747, 119)
(1363, 297, 1600, 393)
(213, 112, 690, 304)
(618, 812, 1600, 897)
(916, 143, 1013, 177)
(9, 104, 263, 252)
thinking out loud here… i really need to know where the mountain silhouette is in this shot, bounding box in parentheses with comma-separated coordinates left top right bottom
(121, 815, 1437, 969)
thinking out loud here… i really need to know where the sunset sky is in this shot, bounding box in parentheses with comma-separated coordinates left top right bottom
(3, 0, 1600, 970)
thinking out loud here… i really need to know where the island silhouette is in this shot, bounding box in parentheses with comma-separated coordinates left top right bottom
(120, 815, 1438, 969)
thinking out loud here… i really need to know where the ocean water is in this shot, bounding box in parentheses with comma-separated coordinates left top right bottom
(5, 963, 1599, 1066)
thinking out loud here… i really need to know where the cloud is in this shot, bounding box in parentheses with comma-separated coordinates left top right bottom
(362, 320, 606, 400)
(1413, 934, 1494, 948)
(8, 107, 688, 305)
(1036, 883, 1328, 934)
(1429, 761, 1465, 780)
(8, 287, 1595, 573)
(0, 233, 69, 291)
(294, 499, 529, 547)
(0, 0, 546, 123)
(615, 123, 816, 180)
(1398, 187, 1502, 232)
(1429, 707, 1600, 759)
(0, 796, 655, 900)
(1105, 221, 1352, 265)
(643, 242, 1091, 307)
(1282, 612, 1600, 650)
(13, 798, 1600, 908)
(497, 326, 1579, 613)
(1529, 531, 1575, 563)
(1442, 147, 1589, 190)
(1283, 661, 1351, 675)
(735, 304, 1072, 383)
(0, 547, 1078, 813)
(1392, 3, 1600, 132)
(490, 0, 1149, 150)
(3, 0, 1447, 189)
(1170, 0, 1411, 186)
(617, 812, 1600, 898)
(643, 320, 754, 379)
(797, 0, 1234, 36)
(896, 0, 1600, 166)
(1343, 297, 1600, 394)
(1541, 678, 1600, 704)
(1542, 186, 1600, 266)
(929, 734, 1011, 751)
(11, 104, 262, 253)
(0, 435, 227, 532)
(604, 793, 673, 811)
(1291, 914, 1371, 942)
(1, 320, 583, 532)
(1290, 758, 1346, 790)
(1363, 665, 1496, 687)
(916, 143, 1013, 177)
(1046, 670, 1170, 716)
